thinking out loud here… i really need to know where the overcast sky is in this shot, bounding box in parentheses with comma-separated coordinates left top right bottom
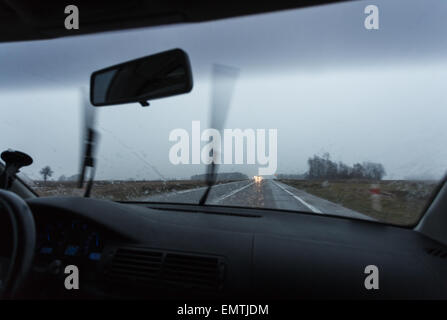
(1, 0, 447, 181)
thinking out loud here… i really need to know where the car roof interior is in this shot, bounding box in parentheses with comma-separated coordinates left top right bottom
(0, 0, 353, 43)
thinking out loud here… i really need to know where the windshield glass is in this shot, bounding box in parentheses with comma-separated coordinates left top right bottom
(1, 0, 446, 226)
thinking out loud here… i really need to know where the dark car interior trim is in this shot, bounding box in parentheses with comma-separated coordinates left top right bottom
(0, 0, 354, 43)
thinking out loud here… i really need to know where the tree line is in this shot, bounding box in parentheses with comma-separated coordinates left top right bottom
(191, 172, 248, 181)
(306, 153, 385, 180)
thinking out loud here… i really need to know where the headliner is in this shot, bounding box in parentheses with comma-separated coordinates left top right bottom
(0, 0, 353, 43)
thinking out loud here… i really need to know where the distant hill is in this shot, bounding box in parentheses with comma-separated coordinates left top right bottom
(276, 173, 306, 180)
(191, 172, 248, 181)
(65, 174, 81, 181)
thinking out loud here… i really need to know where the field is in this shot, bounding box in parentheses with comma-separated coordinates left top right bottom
(32, 180, 213, 201)
(32, 178, 439, 226)
(279, 179, 439, 226)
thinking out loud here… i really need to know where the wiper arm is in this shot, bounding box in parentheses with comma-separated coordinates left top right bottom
(78, 88, 99, 198)
(198, 162, 216, 205)
(78, 127, 97, 197)
(198, 64, 239, 205)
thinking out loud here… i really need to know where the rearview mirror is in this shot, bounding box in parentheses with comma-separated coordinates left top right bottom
(90, 48, 193, 107)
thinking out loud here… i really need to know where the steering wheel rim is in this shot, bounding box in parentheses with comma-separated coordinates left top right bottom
(0, 190, 35, 299)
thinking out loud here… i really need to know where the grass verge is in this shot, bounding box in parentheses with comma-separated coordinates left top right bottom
(279, 179, 438, 226)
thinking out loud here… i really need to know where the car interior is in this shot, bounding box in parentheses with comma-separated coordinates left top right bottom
(0, 0, 447, 301)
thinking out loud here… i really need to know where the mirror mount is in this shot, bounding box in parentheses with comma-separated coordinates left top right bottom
(0, 150, 33, 190)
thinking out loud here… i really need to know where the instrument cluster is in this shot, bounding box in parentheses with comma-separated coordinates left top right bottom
(36, 218, 104, 262)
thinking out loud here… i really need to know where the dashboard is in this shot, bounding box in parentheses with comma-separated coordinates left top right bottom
(2, 196, 447, 299)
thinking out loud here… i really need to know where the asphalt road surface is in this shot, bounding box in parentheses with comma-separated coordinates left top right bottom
(145, 179, 374, 221)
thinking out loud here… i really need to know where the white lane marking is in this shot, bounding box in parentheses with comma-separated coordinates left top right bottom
(176, 188, 205, 194)
(272, 180, 323, 214)
(214, 181, 255, 203)
(175, 180, 244, 194)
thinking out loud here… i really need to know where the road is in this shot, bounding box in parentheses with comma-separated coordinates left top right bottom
(145, 179, 374, 221)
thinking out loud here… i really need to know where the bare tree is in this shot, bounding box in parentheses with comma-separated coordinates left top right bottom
(306, 153, 385, 180)
(40, 166, 53, 182)
(363, 162, 386, 180)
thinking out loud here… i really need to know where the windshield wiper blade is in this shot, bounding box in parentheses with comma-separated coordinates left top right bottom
(199, 162, 216, 205)
(79, 127, 97, 197)
(78, 87, 99, 197)
(198, 64, 239, 205)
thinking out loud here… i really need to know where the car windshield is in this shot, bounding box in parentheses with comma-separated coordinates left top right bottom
(1, 0, 446, 226)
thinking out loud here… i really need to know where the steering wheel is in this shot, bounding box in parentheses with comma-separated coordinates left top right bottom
(0, 190, 36, 299)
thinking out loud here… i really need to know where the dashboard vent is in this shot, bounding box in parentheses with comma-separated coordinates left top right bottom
(105, 247, 225, 291)
(106, 247, 164, 282)
(163, 253, 223, 289)
(425, 247, 447, 259)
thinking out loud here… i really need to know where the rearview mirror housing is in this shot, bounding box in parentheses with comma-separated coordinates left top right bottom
(90, 48, 193, 107)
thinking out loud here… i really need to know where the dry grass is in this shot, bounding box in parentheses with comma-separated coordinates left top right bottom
(33, 178, 439, 226)
(279, 179, 438, 226)
(33, 180, 214, 201)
